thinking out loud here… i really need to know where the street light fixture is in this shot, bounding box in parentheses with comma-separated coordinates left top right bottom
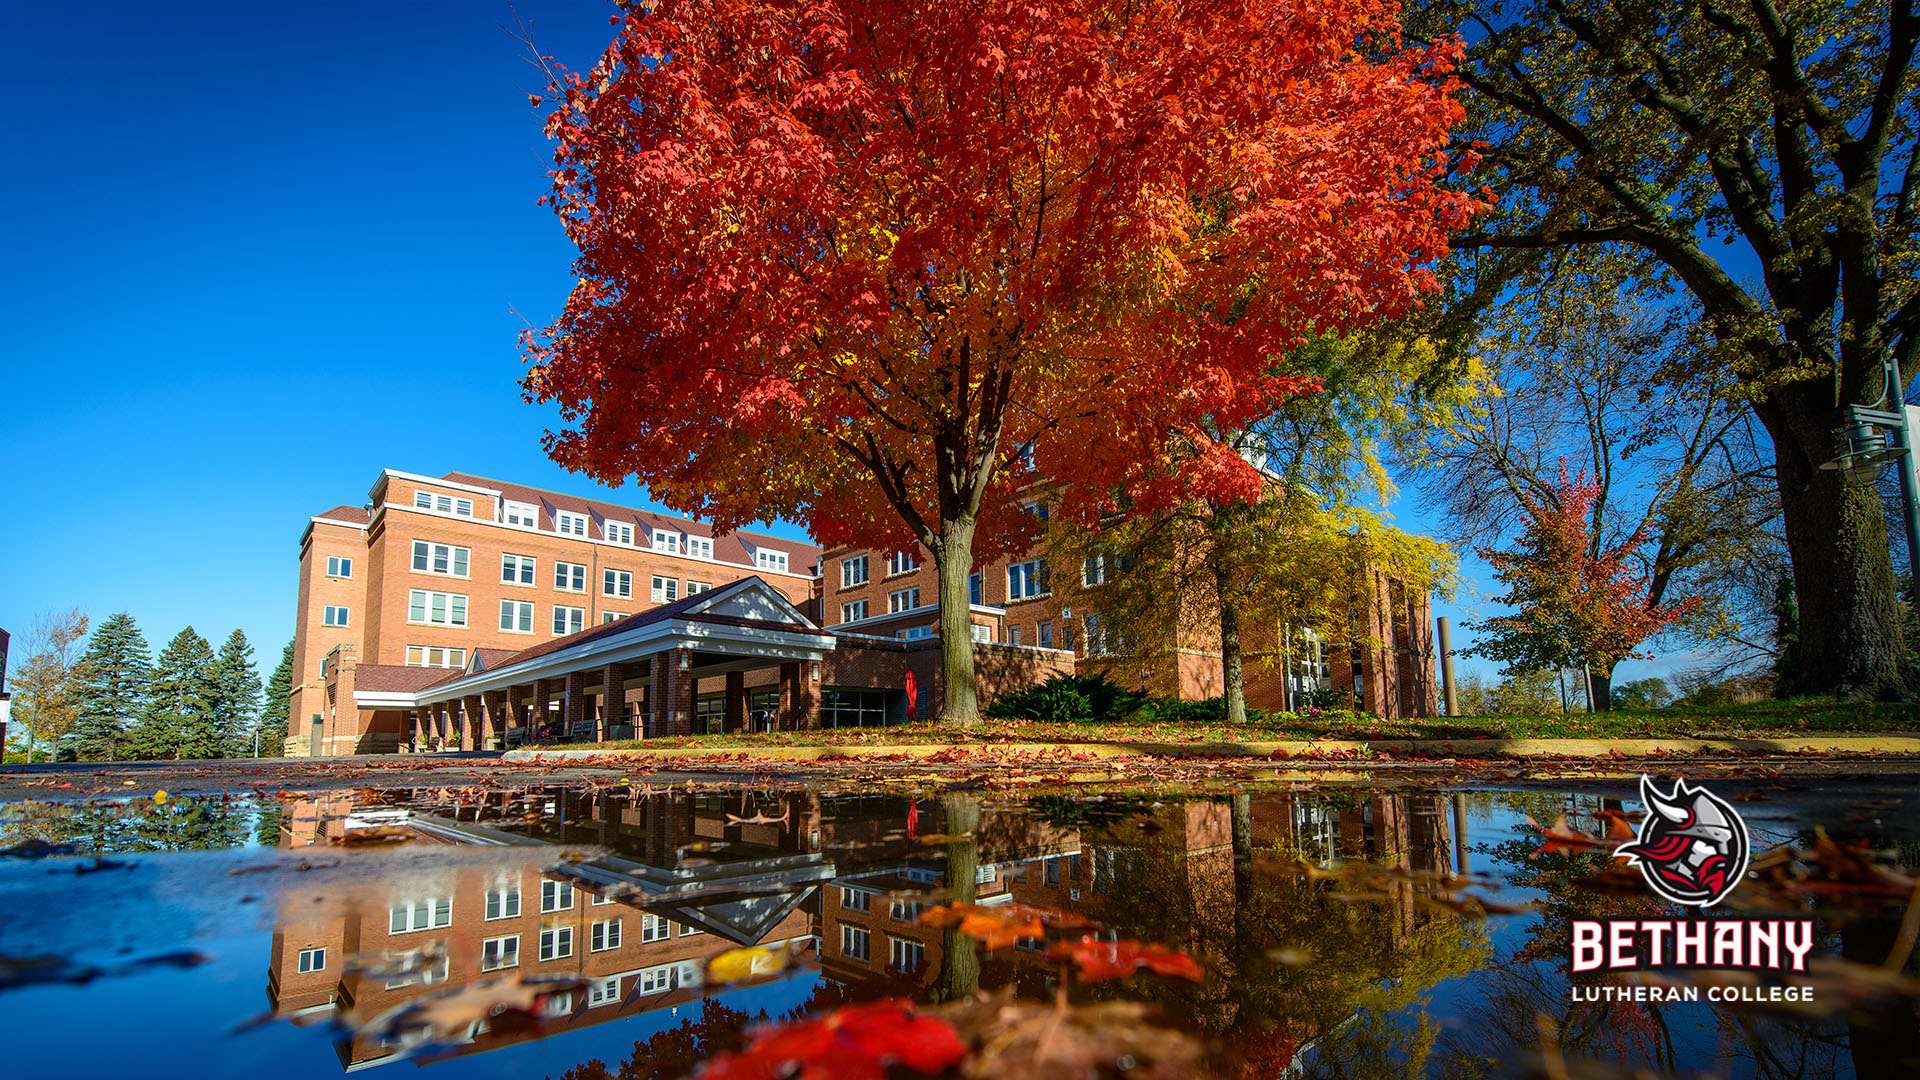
(1820, 352, 1920, 607)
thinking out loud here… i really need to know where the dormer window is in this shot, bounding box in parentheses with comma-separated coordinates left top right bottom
(652, 528, 680, 553)
(556, 511, 589, 537)
(503, 500, 539, 528)
(755, 549, 789, 573)
(604, 520, 635, 546)
(414, 490, 473, 517)
(686, 536, 713, 559)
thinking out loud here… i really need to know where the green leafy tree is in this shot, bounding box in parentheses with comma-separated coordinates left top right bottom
(210, 629, 262, 756)
(131, 627, 222, 760)
(73, 612, 152, 761)
(1612, 677, 1673, 709)
(260, 640, 293, 753)
(1407, 0, 1920, 697)
(11, 608, 89, 762)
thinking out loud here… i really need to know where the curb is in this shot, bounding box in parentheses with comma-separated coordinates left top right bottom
(502, 734, 1920, 764)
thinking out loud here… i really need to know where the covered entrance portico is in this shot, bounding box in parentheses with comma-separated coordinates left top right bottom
(373, 578, 837, 751)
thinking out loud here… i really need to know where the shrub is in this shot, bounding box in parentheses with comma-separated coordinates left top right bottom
(986, 673, 1148, 723)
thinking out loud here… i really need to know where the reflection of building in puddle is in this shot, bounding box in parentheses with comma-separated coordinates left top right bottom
(265, 788, 1469, 1070)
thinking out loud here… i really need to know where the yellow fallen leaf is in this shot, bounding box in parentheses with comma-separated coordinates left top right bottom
(155, 790, 169, 804)
(706, 945, 786, 985)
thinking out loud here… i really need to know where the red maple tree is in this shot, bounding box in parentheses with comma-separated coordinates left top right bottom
(525, 0, 1482, 723)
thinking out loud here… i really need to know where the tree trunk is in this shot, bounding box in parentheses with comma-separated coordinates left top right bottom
(1216, 566, 1248, 726)
(1761, 392, 1912, 699)
(932, 795, 981, 1001)
(1586, 666, 1612, 713)
(930, 517, 982, 726)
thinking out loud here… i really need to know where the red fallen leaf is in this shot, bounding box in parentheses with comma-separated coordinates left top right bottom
(1527, 814, 1609, 858)
(1048, 936, 1206, 983)
(698, 998, 967, 1080)
(918, 902, 1096, 949)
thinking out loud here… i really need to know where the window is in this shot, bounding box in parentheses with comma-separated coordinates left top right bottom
(640, 913, 670, 943)
(297, 947, 325, 974)
(411, 540, 470, 578)
(603, 569, 633, 598)
(502, 553, 536, 585)
(503, 500, 539, 528)
(539, 925, 574, 961)
(597, 520, 631, 545)
(1007, 560, 1047, 601)
(553, 605, 584, 636)
(889, 587, 920, 613)
(556, 510, 589, 537)
(408, 590, 467, 627)
(841, 555, 869, 588)
(541, 991, 574, 1018)
(1046, 858, 1061, 886)
(1084, 555, 1108, 587)
(651, 576, 679, 603)
(1010, 626, 1023, 646)
(1085, 614, 1107, 656)
(756, 549, 789, 573)
(968, 571, 982, 605)
(889, 899, 924, 922)
(840, 600, 868, 624)
(637, 966, 674, 993)
(601, 611, 626, 624)
(972, 624, 992, 643)
(890, 937, 925, 972)
(325, 556, 352, 578)
(554, 561, 587, 592)
(685, 581, 711, 594)
(323, 606, 349, 627)
(1022, 500, 1050, 522)
(678, 922, 704, 937)
(592, 891, 615, 906)
(841, 887, 871, 912)
(1060, 622, 1075, 651)
(822, 689, 889, 728)
(591, 919, 622, 951)
(1038, 620, 1053, 648)
(481, 935, 519, 971)
(687, 537, 713, 560)
(414, 490, 473, 517)
(500, 600, 534, 633)
(390, 898, 452, 934)
(652, 528, 679, 553)
(897, 625, 934, 641)
(841, 925, 870, 962)
(887, 550, 920, 575)
(541, 880, 575, 913)
(383, 950, 450, 990)
(405, 645, 466, 668)
(486, 884, 521, 920)
(588, 976, 622, 1007)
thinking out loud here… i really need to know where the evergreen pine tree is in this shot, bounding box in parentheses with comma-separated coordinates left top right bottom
(261, 641, 294, 753)
(73, 613, 152, 761)
(210, 629, 262, 756)
(133, 627, 222, 759)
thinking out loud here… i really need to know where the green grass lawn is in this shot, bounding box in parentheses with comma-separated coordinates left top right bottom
(570, 698, 1920, 750)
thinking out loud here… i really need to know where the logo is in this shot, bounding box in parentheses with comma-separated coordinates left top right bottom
(1618, 774, 1750, 907)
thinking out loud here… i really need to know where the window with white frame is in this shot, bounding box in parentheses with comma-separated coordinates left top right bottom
(603, 569, 632, 598)
(588, 976, 621, 1007)
(968, 571, 982, 605)
(1010, 626, 1023, 646)
(486, 883, 521, 920)
(540, 880, 574, 913)
(841, 554, 869, 588)
(889, 899, 924, 922)
(590, 918, 621, 951)
(604, 520, 635, 545)
(651, 576, 679, 603)
(755, 549, 788, 573)
(1038, 620, 1053, 648)
(1022, 499, 1050, 522)
(840, 600, 868, 624)
(841, 925, 870, 962)
(405, 645, 466, 668)
(652, 528, 679, 553)
(637, 966, 674, 993)
(684, 581, 711, 594)
(890, 937, 925, 972)
(1085, 613, 1110, 656)
(390, 898, 452, 934)
(297, 947, 326, 973)
(554, 561, 586, 592)
(888, 587, 920, 613)
(553, 605, 585, 636)
(503, 500, 539, 528)
(556, 510, 589, 537)
(640, 913, 670, 943)
(323, 606, 349, 627)
(591, 892, 614, 906)
(408, 590, 467, 627)
(601, 611, 626, 624)
(1083, 555, 1108, 586)
(1007, 559, 1047, 601)
(481, 935, 519, 971)
(678, 922, 703, 937)
(383, 950, 450, 990)
(541, 991, 574, 1018)
(841, 887, 871, 912)
(414, 490, 474, 517)
(412, 540, 470, 578)
(897, 625, 934, 641)
(971, 623, 992, 643)
(686, 536, 713, 559)
(500, 600, 534, 633)
(502, 553, 536, 585)
(540, 925, 573, 961)
(325, 556, 352, 578)
(887, 550, 919, 575)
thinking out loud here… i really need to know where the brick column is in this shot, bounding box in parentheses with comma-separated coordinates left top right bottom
(406, 711, 420, 753)
(1406, 588, 1438, 718)
(649, 653, 670, 738)
(724, 671, 747, 733)
(600, 661, 626, 741)
(779, 661, 820, 730)
(504, 685, 524, 741)
(564, 670, 588, 741)
(662, 649, 696, 735)
(531, 678, 551, 740)
(1359, 569, 1394, 719)
(459, 696, 481, 751)
(482, 690, 505, 748)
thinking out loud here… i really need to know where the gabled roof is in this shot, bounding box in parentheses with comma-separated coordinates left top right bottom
(439, 471, 821, 572)
(351, 664, 456, 694)
(313, 504, 370, 525)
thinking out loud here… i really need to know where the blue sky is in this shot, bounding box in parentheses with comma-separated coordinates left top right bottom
(0, 0, 1673, 691)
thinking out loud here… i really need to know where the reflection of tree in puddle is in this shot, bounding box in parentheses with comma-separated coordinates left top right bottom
(1, 796, 257, 853)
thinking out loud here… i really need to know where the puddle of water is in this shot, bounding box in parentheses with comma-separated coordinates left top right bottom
(0, 782, 1914, 1078)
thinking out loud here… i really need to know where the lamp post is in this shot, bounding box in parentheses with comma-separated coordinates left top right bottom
(1819, 352, 1920, 610)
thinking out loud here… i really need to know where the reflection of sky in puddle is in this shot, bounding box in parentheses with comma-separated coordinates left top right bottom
(0, 784, 1911, 1078)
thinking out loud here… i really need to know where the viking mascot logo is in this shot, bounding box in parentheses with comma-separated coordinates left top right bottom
(1618, 775, 1750, 907)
